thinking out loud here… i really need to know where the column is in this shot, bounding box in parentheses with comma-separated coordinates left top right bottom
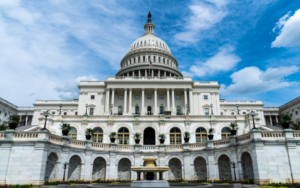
(133, 71, 135, 77)
(111, 89, 115, 114)
(171, 89, 175, 115)
(139, 70, 141, 77)
(198, 93, 202, 115)
(158, 70, 160, 78)
(183, 153, 191, 179)
(275, 116, 278, 125)
(141, 89, 145, 115)
(152, 69, 154, 78)
(19, 115, 22, 125)
(167, 89, 170, 111)
(269, 116, 273, 126)
(129, 88, 132, 114)
(105, 89, 110, 114)
(25, 115, 28, 126)
(215, 92, 220, 115)
(127, 72, 129, 76)
(184, 89, 187, 114)
(154, 88, 157, 115)
(164, 71, 166, 77)
(124, 88, 127, 114)
(189, 89, 193, 115)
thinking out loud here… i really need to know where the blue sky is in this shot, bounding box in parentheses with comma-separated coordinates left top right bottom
(0, 0, 299, 107)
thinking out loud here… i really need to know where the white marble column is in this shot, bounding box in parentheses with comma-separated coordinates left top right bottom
(133, 72, 135, 77)
(167, 89, 170, 111)
(152, 69, 154, 78)
(25, 115, 28, 126)
(139, 70, 141, 77)
(269, 116, 273, 126)
(105, 89, 110, 114)
(124, 88, 127, 114)
(189, 89, 193, 115)
(154, 88, 157, 115)
(164, 71, 166, 77)
(129, 88, 132, 115)
(184, 89, 187, 114)
(111, 89, 115, 114)
(141, 88, 145, 115)
(275, 116, 278, 125)
(158, 70, 160, 78)
(198, 93, 202, 115)
(171, 89, 175, 115)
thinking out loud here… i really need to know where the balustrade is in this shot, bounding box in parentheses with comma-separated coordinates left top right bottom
(49, 134, 63, 144)
(92, 143, 110, 150)
(166, 145, 183, 151)
(13, 132, 38, 139)
(69, 139, 86, 147)
(141, 145, 159, 151)
(213, 139, 230, 146)
(116, 145, 134, 151)
(236, 133, 251, 142)
(261, 132, 284, 138)
(189, 142, 206, 149)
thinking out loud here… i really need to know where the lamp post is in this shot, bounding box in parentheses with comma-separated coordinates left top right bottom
(210, 104, 213, 115)
(250, 111, 257, 129)
(186, 104, 188, 115)
(236, 104, 239, 115)
(231, 161, 237, 180)
(59, 104, 63, 114)
(85, 104, 88, 115)
(62, 162, 69, 182)
(111, 104, 113, 115)
(41, 111, 48, 130)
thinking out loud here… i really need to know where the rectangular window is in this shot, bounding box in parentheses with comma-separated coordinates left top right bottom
(163, 58, 165, 64)
(143, 56, 145, 62)
(118, 95, 123, 99)
(205, 108, 209, 115)
(243, 112, 246, 115)
(75, 112, 78, 115)
(91, 95, 95, 99)
(148, 56, 150, 62)
(147, 95, 152, 99)
(134, 58, 136, 63)
(158, 57, 161, 63)
(154, 56, 156, 62)
(176, 96, 180, 100)
(221, 112, 223, 115)
(138, 57, 140, 62)
(135, 95, 140, 99)
(204, 95, 208, 100)
(159, 95, 164, 99)
(89, 108, 94, 115)
(130, 59, 131, 64)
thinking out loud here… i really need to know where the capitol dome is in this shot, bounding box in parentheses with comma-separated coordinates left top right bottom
(116, 12, 182, 77)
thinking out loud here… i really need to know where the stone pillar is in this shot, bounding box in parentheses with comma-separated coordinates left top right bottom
(111, 89, 115, 114)
(83, 149, 93, 180)
(275, 116, 278, 125)
(206, 148, 217, 180)
(139, 70, 141, 77)
(184, 89, 187, 114)
(171, 89, 175, 115)
(124, 88, 127, 114)
(141, 89, 145, 115)
(183, 152, 191, 179)
(167, 89, 170, 111)
(133, 71, 135, 77)
(25, 115, 28, 126)
(0, 130, 14, 184)
(105, 89, 110, 114)
(158, 70, 160, 78)
(164, 71, 166, 77)
(19, 115, 22, 125)
(109, 153, 117, 179)
(154, 88, 157, 115)
(152, 69, 154, 78)
(189, 89, 193, 115)
(129, 88, 132, 115)
(269, 116, 273, 126)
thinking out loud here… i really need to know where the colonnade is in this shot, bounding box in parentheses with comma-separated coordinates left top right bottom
(122, 69, 177, 78)
(122, 54, 177, 69)
(264, 115, 279, 126)
(104, 88, 193, 115)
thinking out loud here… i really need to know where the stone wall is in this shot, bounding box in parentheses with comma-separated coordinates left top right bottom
(218, 155, 231, 180)
(241, 152, 254, 180)
(194, 157, 207, 179)
(168, 158, 182, 179)
(45, 153, 58, 181)
(68, 155, 81, 180)
(117, 158, 131, 180)
(92, 157, 106, 180)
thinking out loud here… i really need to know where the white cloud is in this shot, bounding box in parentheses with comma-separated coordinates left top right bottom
(182, 45, 240, 77)
(272, 11, 291, 32)
(272, 9, 300, 47)
(175, 0, 228, 42)
(221, 66, 299, 95)
(54, 76, 97, 100)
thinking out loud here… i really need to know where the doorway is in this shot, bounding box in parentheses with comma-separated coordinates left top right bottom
(144, 127, 155, 145)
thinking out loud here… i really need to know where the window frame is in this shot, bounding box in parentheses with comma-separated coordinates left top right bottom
(147, 95, 152, 99)
(118, 95, 123, 100)
(175, 95, 180, 100)
(135, 95, 140, 99)
(159, 95, 164, 99)
(205, 108, 209, 115)
(221, 127, 231, 139)
(89, 108, 94, 115)
(68, 127, 77, 139)
(117, 127, 129, 145)
(92, 127, 103, 143)
(204, 95, 208, 100)
(170, 127, 182, 145)
(196, 127, 207, 143)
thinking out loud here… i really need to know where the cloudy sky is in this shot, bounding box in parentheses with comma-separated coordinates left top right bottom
(0, 0, 299, 107)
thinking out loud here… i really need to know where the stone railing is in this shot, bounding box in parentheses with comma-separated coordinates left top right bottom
(213, 139, 231, 146)
(166, 145, 183, 151)
(116, 145, 134, 151)
(141, 145, 159, 152)
(69, 139, 86, 147)
(215, 116, 236, 120)
(165, 115, 186, 120)
(293, 131, 300, 139)
(261, 132, 285, 139)
(189, 142, 206, 149)
(49, 134, 63, 144)
(189, 115, 211, 119)
(92, 143, 110, 150)
(13, 132, 38, 139)
(0, 132, 5, 140)
(236, 133, 251, 142)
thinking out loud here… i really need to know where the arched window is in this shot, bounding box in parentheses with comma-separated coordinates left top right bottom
(170, 128, 181, 145)
(135, 105, 139, 114)
(68, 127, 77, 139)
(118, 127, 129, 145)
(196, 127, 207, 142)
(221, 127, 231, 139)
(160, 105, 164, 114)
(147, 106, 152, 115)
(64, 112, 67, 115)
(176, 106, 181, 115)
(118, 106, 122, 115)
(231, 112, 234, 115)
(92, 127, 103, 143)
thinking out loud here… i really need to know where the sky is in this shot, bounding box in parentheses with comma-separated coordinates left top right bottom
(0, 0, 299, 107)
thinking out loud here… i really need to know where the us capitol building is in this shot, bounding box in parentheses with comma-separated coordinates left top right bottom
(1, 13, 300, 185)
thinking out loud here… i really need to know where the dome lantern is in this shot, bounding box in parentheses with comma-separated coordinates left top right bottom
(144, 11, 155, 36)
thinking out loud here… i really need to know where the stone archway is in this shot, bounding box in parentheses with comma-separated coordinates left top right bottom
(144, 127, 155, 145)
(241, 152, 254, 179)
(218, 155, 232, 180)
(92, 157, 106, 180)
(194, 157, 207, 179)
(68, 155, 81, 180)
(45, 153, 58, 181)
(169, 158, 182, 179)
(118, 158, 131, 180)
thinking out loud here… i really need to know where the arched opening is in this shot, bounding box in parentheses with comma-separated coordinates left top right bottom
(118, 158, 131, 180)
(44, 153, 58, 181)
(196, 127, 207, 142)
(194, 157, 207, 179)
(118, 106, 123, 115)
(68, 155, 81, 180)
(169, 158, 182, 179)
(147, 106, 152, 115)
(92, 127, 103, 143)
(221, 127, 231, 139)
(143, 127, 155, 145)
(92, 157, 106, 180)
(170, 127, 181, 145)
(176, 106, 181, 115)
(218, 155, 231, 180)
(117, 127, 129, 145)
(68, 127, 77, 139)
(241, 152, 254, 180)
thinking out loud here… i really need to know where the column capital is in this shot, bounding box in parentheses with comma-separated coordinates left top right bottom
(166, 88, 170, 91)
(129, 88, 132, 91)
(111, 88, 115, 91)
(97, 92, 103, 95)
(154, 88, 157, 91)
(184, 88, 187, 91)
(171, 88, 175, 91)
(141, 88, 145, 91)
(189, 88, 193, 92)
(124, 88, 128, 91)
(106, 89, 110, 92)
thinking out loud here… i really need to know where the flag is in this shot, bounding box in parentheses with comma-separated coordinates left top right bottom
(150, 60, 153, 67)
